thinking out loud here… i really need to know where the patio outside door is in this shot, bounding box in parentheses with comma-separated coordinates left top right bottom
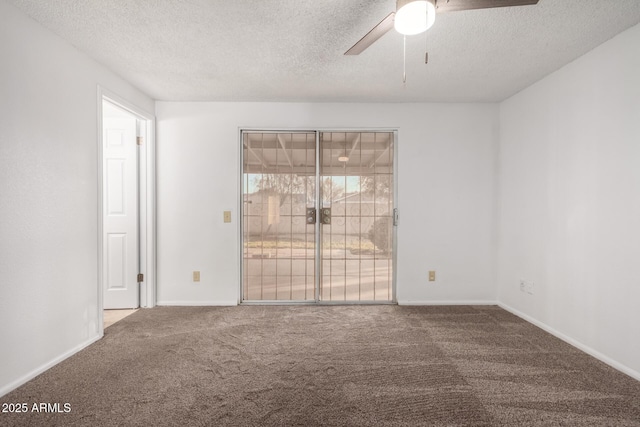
(241, 130, 395, 303)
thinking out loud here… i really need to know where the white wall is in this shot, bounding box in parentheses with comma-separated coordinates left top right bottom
(0, 1, 154, 396)
(2, 0, 638, 400)
(156, 102, 498, 305)
(497, 23, 640, 378)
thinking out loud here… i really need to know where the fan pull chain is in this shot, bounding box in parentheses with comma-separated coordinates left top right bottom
(425, 39, 429, 64)
(403, 35, 407, 84)
(425, 6, 429, 64)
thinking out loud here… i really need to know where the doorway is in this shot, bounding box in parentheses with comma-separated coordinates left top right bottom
(241, 130, 396, 303)
(99, 91, 155, 322)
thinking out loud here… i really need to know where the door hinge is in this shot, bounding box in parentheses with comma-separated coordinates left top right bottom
(136, 136, 143, 145)
(137, 273, 144, 282)
(393, 208, 399, 226)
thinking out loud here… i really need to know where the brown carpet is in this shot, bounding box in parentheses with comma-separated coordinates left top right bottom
(2, 305, 640, 426)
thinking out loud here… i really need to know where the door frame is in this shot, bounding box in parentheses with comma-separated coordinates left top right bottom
(97, 86, 156, 335)
(238, 128, 398, 304)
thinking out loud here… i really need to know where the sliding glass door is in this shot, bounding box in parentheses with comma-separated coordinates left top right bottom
(242, 132, 317, 301)
(319, 132, 394, 302)
(242, 130, 395, 303)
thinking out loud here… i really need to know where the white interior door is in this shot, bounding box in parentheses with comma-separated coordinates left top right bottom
(103, 101, 139, 309)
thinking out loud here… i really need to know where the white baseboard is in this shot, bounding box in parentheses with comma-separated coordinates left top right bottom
(0, 334, 102, 398)
(156, 300, 238, 306)
(398, 300, 498, 306)
(498, 302, 640, 382)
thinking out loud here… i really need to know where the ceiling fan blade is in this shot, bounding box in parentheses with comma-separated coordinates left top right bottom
(344, 12, 395, 55)
(435, 0, 538, 13)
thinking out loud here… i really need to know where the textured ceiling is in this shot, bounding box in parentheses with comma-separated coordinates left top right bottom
(8, 0, 640, 102)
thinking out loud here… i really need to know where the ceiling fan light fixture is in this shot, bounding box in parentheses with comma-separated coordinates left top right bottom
(394, 0, 436, 36)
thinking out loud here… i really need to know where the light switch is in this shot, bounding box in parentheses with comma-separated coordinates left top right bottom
(223, 211, 232, 223)
(193, 271, 200, 282)
(429, 271, 436, 282)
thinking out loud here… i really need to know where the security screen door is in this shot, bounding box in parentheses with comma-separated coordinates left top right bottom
(242, 131, 395, 303)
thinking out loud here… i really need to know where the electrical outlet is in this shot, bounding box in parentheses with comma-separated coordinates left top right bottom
(519, 279, 525, 292)
(428, 271, 436, 282)
(223, 211, 232, 223)
(193, 271, 200, 282)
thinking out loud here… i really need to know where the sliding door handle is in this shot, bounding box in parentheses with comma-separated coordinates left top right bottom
(320, 208, 331, 225)
(306, 208, 317, 224)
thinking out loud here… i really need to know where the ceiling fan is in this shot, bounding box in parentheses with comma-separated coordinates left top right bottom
(345, 0, 540, 56)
